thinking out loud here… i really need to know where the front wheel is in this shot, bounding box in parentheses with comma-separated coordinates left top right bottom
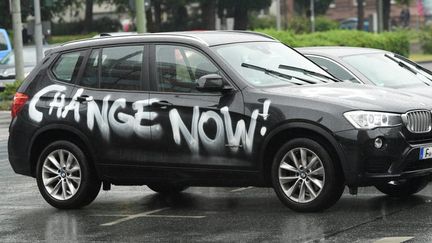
(375, 176, 429, 197)
(36, 141, 101, 209)
(271, 138, 345, 212)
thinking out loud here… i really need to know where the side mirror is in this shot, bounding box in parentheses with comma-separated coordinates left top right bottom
(196, 74, 230, 92)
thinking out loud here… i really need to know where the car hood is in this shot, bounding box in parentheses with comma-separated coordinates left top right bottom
(261, 82, 432, 113)
(398, 85, 432, 99)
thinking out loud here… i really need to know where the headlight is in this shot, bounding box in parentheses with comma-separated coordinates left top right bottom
(344, 111, 402, 129)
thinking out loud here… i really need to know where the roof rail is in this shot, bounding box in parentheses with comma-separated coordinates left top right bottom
(218, 30, 276, 40)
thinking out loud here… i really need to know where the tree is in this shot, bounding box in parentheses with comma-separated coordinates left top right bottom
(201, 0, 216, 30)
(294, 0, 334, 16)
(219, 0, 271, 30)
(84, 0, 94, 32)
(383, 0, 391, 30)
(357, 0, 364, 30)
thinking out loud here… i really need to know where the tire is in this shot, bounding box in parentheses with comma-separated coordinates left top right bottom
(271, 138, 345, 212)
(36, 140, 101, 209)
(375, 176, 429, 197)
(147, 183, 189, 194)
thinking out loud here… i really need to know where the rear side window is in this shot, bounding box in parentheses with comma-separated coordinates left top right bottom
(101, 46, 143, 90)
(52, 51, 85, 83)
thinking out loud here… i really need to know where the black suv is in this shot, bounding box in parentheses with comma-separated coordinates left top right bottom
(8, 31, 432, 212)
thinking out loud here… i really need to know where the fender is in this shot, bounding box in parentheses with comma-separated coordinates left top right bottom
(28, 123, 98, 174)
(259, 120, 348, 178)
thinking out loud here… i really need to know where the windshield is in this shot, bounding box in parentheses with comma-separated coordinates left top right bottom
(212, 42, 330, 87)
(343, 53, 428, 88)
(0, 48, 37, 66)
(0, 32, 7, 51)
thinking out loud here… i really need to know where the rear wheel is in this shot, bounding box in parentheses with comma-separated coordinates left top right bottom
(36, 141, 101, 209)
(375, 176, 429, 197)
(147, 183, 189, 194)
(271, 138, 345, 212)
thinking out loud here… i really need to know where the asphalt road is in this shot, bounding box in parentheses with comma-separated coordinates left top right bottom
(2, 111, 432, 242)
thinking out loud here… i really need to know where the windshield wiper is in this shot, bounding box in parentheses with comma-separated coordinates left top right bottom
(385, 54, 431, 86)
(394, 54, 432, 83)
(278, 64, 341, 83)
(384, 54, 417, 75)
(241, 63, 317, 85)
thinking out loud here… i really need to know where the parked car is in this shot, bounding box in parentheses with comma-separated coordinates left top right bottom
(298, 47, 432, 97)
(340, 18, 369, 31)
(0, 46, 47, 91)
(0, 28, 12, 60)
(8, 31, 432, 212)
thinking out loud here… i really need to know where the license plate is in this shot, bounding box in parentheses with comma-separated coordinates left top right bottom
(420, 146, 432, 160)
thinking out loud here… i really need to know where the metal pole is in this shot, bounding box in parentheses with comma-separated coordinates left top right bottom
(377, 0, 383, 32)
(276, 0, 281, 30)
(310, 0, 315, 32)
(34, 0, 43, 63)
(135, 0, 147, 33)
(11, 0, 25, 81)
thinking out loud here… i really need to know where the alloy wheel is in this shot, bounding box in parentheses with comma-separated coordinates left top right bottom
(41, 149, 81, 201)
(278, 147, 326, 203)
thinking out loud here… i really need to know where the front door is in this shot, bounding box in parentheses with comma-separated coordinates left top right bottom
(148, 44, 261, 170)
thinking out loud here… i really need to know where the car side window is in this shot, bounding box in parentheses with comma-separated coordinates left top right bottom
(51, 51, 85, 83)
(80, 49, 100, 88)
(155, 45, 219, 93)
(308, 56, 359, 83)
(100, 46, 143, 90)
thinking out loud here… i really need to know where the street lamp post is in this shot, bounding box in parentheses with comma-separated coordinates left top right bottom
(11, 0, 25, 81)
(34, 0, 44, 63)
(135, 0, 147, 33)
(276, 0, 281, 31)
(310, 0, 315, 32)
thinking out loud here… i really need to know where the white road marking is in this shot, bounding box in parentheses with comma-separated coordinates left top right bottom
(374, 237, 414, 243)
(231, 186, 254, 192)
(99, 207, 205, 226)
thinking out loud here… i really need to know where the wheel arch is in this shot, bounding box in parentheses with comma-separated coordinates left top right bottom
(28, 124, 98, 178)
(260, 121, 347, 185)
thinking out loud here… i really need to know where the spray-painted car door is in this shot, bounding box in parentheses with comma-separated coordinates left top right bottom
(148, 44, 263, 170)
(75, 46, 155, 166)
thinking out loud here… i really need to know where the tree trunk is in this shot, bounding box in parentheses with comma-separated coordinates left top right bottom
(84, 0, 93, 33)
(201, 0, 216, 30)
(383, 0, 391, 31)
(357, 0, 364, 30)
(146, 7, 154, 32)
(153, 1, 161, 32)
(233, 2, 248, 30)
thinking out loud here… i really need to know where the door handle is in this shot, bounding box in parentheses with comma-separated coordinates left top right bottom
(75, 95, 93, 103)
(152, 100, 173, 109)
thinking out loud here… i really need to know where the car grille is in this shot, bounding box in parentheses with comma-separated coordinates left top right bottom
(403, 110, 432, 134)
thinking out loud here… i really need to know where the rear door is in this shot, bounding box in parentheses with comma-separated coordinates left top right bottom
(148, 44, 258, 170)
(74, 45, 154, 167)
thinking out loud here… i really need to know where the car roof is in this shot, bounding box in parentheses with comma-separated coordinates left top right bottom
(297, 46, 385, 58)
(49, 31, 277, 54)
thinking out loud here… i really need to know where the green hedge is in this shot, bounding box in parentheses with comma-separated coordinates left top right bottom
(258, 29, 410, 56)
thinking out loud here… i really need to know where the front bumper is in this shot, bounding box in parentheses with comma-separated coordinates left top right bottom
(335, 126, 432, 186)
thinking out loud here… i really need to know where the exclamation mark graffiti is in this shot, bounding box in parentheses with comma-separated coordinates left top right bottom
(259, 99, 271, 136)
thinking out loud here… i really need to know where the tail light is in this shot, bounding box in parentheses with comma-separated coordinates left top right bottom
(11, 92, 29, 118)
